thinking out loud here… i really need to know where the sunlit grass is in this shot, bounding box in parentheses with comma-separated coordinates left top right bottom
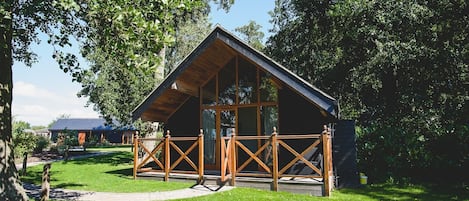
(21, 151, 193, 192)
(176, 183, 469, 201)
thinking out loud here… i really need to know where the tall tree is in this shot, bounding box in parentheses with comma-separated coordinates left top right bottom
(1, 1, 209, 199)
(235, 20, 265, 51)
(77, 1, 211, 126)
(266, 0, 469, 182)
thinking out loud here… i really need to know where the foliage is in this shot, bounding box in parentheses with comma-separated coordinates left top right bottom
(12, 120, 37, 159)
(234, 20, 265, 51)
(1, 0, 227, 199)
(76, 1, 212, 126)
(21, 151, 193, 193)
(266, 0, 469, 183)
(33, 136, 50, 154)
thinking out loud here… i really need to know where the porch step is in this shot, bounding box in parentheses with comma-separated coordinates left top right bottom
(137, 172, 325, 196)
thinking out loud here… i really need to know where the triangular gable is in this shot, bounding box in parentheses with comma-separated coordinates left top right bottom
(132, 26, 338, 122)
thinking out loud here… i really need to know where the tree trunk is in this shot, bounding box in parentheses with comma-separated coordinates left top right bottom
(0, 1, 29, 200)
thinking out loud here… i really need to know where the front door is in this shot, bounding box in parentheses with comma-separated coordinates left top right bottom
(202, 109, 236, 169)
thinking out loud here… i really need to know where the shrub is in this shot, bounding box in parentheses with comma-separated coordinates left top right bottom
(34, 136, 50, 153)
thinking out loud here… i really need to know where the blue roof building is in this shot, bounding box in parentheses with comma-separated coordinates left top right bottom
(49, 118, 136, 145)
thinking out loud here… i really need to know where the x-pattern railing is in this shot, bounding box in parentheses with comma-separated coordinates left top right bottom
(133, 130, 204, 183)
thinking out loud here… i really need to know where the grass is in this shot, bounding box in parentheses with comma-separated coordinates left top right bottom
(21, 150, 193, 193)
(176, 183, 469, 201)
(21, 146, 469, 200)
(86, 145, 133, 152)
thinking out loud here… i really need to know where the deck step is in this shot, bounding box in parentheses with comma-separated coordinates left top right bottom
(137, 172, 325, 196)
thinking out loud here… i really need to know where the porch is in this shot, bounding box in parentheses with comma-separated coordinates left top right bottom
(132, 126, 333, 196)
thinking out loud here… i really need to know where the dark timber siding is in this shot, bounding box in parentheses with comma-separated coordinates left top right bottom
(278, 88, 327, 174)
(165, 96, 200, 170)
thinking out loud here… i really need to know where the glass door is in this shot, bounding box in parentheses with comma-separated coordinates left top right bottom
(202, 109, 236, 169)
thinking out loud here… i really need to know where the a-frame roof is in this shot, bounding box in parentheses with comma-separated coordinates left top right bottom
(132, 26, 338, 122)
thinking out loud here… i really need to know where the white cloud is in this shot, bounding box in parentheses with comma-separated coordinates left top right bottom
(12, 81, 100, 126)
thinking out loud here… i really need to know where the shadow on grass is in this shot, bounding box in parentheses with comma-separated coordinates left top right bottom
(66, 151, 133, 166)
(105, 168, 133, 178)
(338, 183, 469, 201)
(54, 182, 85, 189)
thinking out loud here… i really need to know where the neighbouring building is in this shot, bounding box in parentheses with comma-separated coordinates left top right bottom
(49, 118, 136, 145)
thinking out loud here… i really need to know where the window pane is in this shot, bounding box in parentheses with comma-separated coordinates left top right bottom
(238, 58, 257, 104)
(220, 110, 235, 137)
(202, 109, 216, 165)
(219, 58, 236, 105)
(261, 106, 278, 135)
(260, 71, 278, 102)
(202, 76, 216, 106)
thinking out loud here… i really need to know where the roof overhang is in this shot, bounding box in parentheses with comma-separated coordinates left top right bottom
(132, 26, 339, 122)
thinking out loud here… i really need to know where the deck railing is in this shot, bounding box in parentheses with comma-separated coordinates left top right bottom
(133, 126, 333, 196)
(220, 126, 333, 196)
(133, 130, 204, 183)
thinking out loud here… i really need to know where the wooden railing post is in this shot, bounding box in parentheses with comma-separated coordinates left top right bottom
(133, 132, 138, 180)
(322, 125, 332, 196)
(198, 129, 204, 184)
(165, 130, 171, 181)
(230, 128, 236, 186)
(271, 127, 279, 191)
(221, 136, 226, 182)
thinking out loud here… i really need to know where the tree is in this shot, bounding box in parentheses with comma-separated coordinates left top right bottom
(234, 20, 265, 51)
(266, 0, 469, 182)
(76, 1, 212, 127)
(1, 1, 211, 200)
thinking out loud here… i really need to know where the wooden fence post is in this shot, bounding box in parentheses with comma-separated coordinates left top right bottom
(133, 132, 138, 180)
(271, 127, 279, 191)
(322, 125, 332, 196)
(198, 129, 204, 184)
(230, 128, 236, 186)
(40, 163, 51, 201)
(164, 130, 171, 181)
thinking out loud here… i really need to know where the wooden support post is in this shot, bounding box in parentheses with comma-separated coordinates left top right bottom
(322, 125, 331, 196)
(164, 130, 171, 181)
(22, 152, 28, 176)
(271, 127, 279, 191)
(133, 132, 138, 180)
(41, 163, 51, 201)
(198, 129, 204, 184)
(221, 136, 226, 182)
(230, 128, 236, 186)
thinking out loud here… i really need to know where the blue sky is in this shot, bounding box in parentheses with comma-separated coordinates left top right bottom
(12, 0, 275, 126)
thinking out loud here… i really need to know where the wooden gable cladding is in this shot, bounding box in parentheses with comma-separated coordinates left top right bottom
(133, 26, 338, 123)
(140, 89, 190, 122)
(137, 39, 237, 122)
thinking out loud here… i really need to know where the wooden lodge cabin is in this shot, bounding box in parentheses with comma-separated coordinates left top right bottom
(132, 26, 358, 196)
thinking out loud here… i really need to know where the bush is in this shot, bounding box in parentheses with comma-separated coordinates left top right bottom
(13, 132, 38, 159)
(34, 136, 50, 153)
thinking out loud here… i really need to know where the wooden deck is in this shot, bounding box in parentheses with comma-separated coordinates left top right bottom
(137, 171, 326, 196)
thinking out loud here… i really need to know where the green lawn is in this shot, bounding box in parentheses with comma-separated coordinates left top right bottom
(21, 146, 469, 200)
(86, 145, 134, 152)
(176, 183, 469, 201)
(21, 151, 193, 192)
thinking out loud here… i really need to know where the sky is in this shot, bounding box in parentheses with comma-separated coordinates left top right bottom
(12, 0, 275, 126)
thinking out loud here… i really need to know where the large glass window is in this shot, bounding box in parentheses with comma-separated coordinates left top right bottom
(202, 109, 216, 165)
(260, 71, 278, 102)
(218, 58, 236, 105)
(261, 106, 278, 135)
(202, 77, 216, 106)
(238, 58, 257, 104)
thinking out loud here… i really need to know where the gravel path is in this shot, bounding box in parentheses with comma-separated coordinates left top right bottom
(24, 183, 234, 201)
